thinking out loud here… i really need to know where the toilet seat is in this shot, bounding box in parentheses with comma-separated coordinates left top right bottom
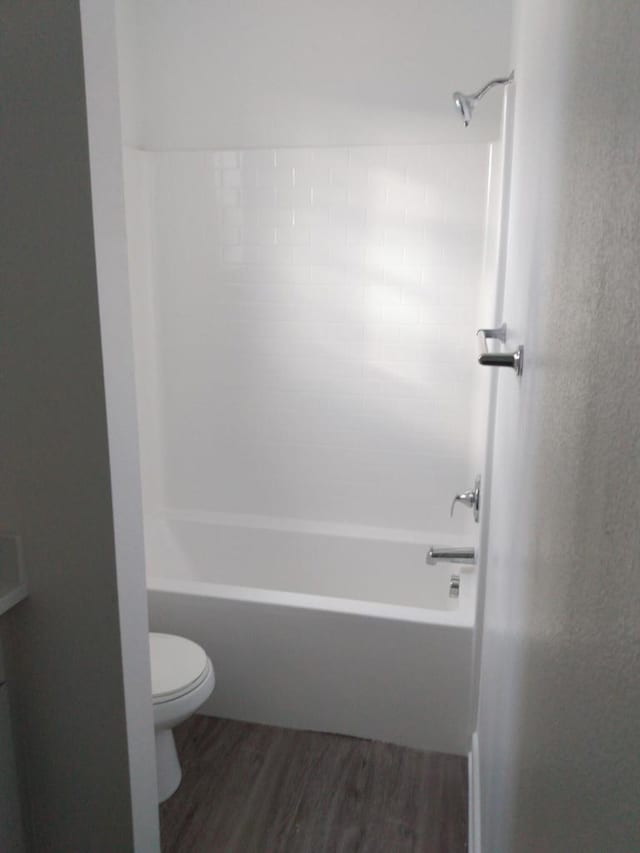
(150, 633, 210, 704)
(149, 633, 215, 802)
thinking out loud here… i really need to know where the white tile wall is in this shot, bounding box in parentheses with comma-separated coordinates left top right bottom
(127, 143, 490, 535)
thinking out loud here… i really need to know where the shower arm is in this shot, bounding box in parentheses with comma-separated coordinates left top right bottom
(470, 71, 514, 103)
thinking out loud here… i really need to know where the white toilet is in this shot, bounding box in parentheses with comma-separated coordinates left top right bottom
(150, 632, 215, 802)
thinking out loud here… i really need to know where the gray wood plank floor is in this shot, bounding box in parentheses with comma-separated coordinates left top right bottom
(160, 716, 468, 853)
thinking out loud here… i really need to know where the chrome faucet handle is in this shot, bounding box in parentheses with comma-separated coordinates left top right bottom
(450, 491, 475, 516)
(477, 323, 524, 376)
(449, 476, 481, 523)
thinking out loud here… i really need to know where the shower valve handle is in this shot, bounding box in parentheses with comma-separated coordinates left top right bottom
(449, 476, 481, 523)
(477, 323, 524, 376)
(450, 491, 475, 515)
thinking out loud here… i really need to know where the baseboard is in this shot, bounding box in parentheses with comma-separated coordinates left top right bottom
(468, 731, 481, 853)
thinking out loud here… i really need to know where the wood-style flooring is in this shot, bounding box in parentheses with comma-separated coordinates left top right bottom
(160, 715, 468, 853)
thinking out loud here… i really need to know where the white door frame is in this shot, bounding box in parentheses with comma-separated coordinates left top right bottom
(79, 2, 160, 849)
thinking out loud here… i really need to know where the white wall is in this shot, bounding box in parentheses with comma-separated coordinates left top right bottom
(476, 0, 640, 850)
(126, 142, 491, 539)
(0, 3, 138, 849)
(117, 0, 513, 149)
(116, 3, 510, 545)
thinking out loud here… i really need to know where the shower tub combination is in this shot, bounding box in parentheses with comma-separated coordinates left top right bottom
(147, 513, 476, 755)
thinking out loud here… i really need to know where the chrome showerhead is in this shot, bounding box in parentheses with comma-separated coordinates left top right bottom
(452, 91, 475, 127)
(452, 71, 514, 127)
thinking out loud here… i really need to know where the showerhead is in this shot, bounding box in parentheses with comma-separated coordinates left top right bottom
(452, 71, 514, 127)
(452, 91, 475, 127)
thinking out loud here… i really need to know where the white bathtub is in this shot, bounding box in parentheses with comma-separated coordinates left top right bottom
(146, 513, 476, 755)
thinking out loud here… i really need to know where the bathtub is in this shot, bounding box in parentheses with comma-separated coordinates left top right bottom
(146, 513, 476, 755)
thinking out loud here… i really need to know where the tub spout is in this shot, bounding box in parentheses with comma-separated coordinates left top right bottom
(426, 546, 476, 566)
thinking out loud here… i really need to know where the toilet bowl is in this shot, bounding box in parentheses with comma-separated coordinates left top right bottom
(150, 632, 215, 802)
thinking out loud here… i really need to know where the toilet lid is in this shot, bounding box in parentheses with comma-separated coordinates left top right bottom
(150, 633, 209, 703)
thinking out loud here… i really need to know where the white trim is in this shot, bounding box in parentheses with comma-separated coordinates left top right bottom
(468, 731, 481, 853)
(79, 3, 160, 849)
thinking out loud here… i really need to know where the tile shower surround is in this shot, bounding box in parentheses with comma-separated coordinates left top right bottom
(126, 144, 490, 534)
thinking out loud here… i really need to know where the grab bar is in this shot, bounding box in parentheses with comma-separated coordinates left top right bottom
(477, 323, 524, 376)
(426, 546, 476, 566)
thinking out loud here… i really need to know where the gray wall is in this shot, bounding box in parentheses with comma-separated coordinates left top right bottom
(0, 3, 134, 850)
(477, 0, 640, 850)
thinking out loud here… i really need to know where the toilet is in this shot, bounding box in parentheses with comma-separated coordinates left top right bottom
(150, 632, 215, 802)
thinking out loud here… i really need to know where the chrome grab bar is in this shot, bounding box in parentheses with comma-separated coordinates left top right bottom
(426, 546, 476, 566)
(477, 323, 524, 376)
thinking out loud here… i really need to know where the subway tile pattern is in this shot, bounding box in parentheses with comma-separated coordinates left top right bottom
(131, 144, 490, 533)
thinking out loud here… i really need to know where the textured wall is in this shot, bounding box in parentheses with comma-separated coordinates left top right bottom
(477, 1, 640, 850)
(125, 143, 490, 537)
